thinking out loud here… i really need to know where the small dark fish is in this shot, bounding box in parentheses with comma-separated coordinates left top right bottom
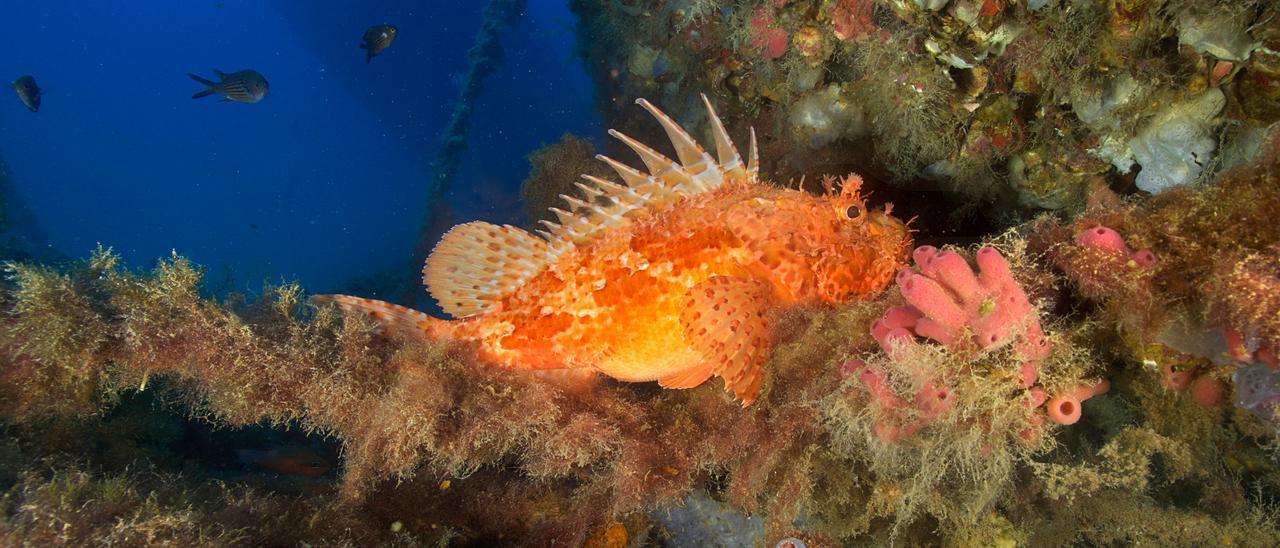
(13, 75, 40, 112)
(235, 447, 331, 477)
(360, 25, 398, 64)
(188, 69, 269, 103)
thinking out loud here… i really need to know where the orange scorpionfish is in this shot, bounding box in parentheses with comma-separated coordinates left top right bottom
(315, 96, 911, 405)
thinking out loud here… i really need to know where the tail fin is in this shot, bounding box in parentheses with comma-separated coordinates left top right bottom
(365, 50, 374, 64)
(188, 73, 216, 99)
(311, 294, 449, 341)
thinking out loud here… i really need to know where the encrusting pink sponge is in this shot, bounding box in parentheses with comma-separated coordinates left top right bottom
(1077, 225, 1157, 269)
(1077, 226, 1130, 256)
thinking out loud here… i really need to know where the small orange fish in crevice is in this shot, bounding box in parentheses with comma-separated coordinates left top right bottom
(235, 447, 332, 477)
(315, 95, 911, 405)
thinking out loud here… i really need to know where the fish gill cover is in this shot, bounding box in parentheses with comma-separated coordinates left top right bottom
(1, 0, 1280, 546)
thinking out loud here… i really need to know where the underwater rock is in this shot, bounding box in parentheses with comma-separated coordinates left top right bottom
(829, 0, 876, 41)
(649, 490, 763, 546)
(1236, 46, 1280, 123)
(787, 64, 825, 95)
(1214, 125, 1271, 172)
(627, 45, 671, 81)
(1072, 73, 1140, 128)
(519, 134, 613, 228)
(1008, 138, 1110, 211)
(916, 0, 1025, 69)
(1125, 88, 1226, 193)
(786, 84, 866, 148)
(791, 26, 828, 63)
(911, 0, 949, 11)
(959, 94, 1023, 161)
(1234, 364, 1280, 427)
(1211, 248, 1280, 361)
(1154, 313, 1235, 368)
(1177, 10, 1259, 62)
(749, 5, 789, 61)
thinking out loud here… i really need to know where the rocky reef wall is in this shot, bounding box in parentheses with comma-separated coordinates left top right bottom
(3, 1, 1280, 545)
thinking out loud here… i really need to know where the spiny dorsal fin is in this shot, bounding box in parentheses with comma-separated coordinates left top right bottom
(422, 221, 553, 318)
(540, 94, 756, 249)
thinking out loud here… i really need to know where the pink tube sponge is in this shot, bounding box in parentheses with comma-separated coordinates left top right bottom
(1130, 250, 1158, 268)
(1046, 395, 1082, 425)
(1075, 224, 1157, 272)
(1015, 361, 1038, 389)
(927, 251, 985, 307)
(875, 246, 1049, 358)
(1045, 380, 1110, 425)
(839, 358, 865, 378)
(914, 383, 954, 419)
(858, 245, 1070, 443)
(1077, 226, 1131, 256)
(1073, 379, 1111, 400)
(857, 365, 906, 410)
(871, 306, 923, 353)
(899, 271, 969, 330)
(1025, 386, 1048, 409)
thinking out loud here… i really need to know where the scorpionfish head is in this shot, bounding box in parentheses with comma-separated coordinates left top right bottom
(799, 174, 912, 304)
(732, 174, 911, 306)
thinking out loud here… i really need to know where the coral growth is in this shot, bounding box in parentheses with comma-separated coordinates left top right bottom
(518, 133, 614, 228)
(1, 229, 1271, 544)
(1212, 248, 1280, 362)
(823, 239, 1108, 534)
(569, 0, 1279, 232)
(749, 5, 789, 61)
(1036, 126, 1280, 354)
(856, 244, 1062, 442)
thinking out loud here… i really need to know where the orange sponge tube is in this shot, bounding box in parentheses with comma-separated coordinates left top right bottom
(1046, 380, 1110, 425)
(1046, 394, 1082, 425)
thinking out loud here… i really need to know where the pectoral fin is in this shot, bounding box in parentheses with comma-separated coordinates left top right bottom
(678, 276, 773, 405)
(422, 221, 554, 318)
(658, 362, 714, 389)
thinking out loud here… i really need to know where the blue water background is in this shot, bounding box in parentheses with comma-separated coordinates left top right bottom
(0, 0, 600, 295)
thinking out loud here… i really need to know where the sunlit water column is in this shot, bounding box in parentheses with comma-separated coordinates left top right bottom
(407, 0, 528, 308)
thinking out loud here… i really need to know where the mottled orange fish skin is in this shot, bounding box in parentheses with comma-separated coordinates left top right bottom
(316, 96, 912, 404)
(446, 175, 911, 383)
